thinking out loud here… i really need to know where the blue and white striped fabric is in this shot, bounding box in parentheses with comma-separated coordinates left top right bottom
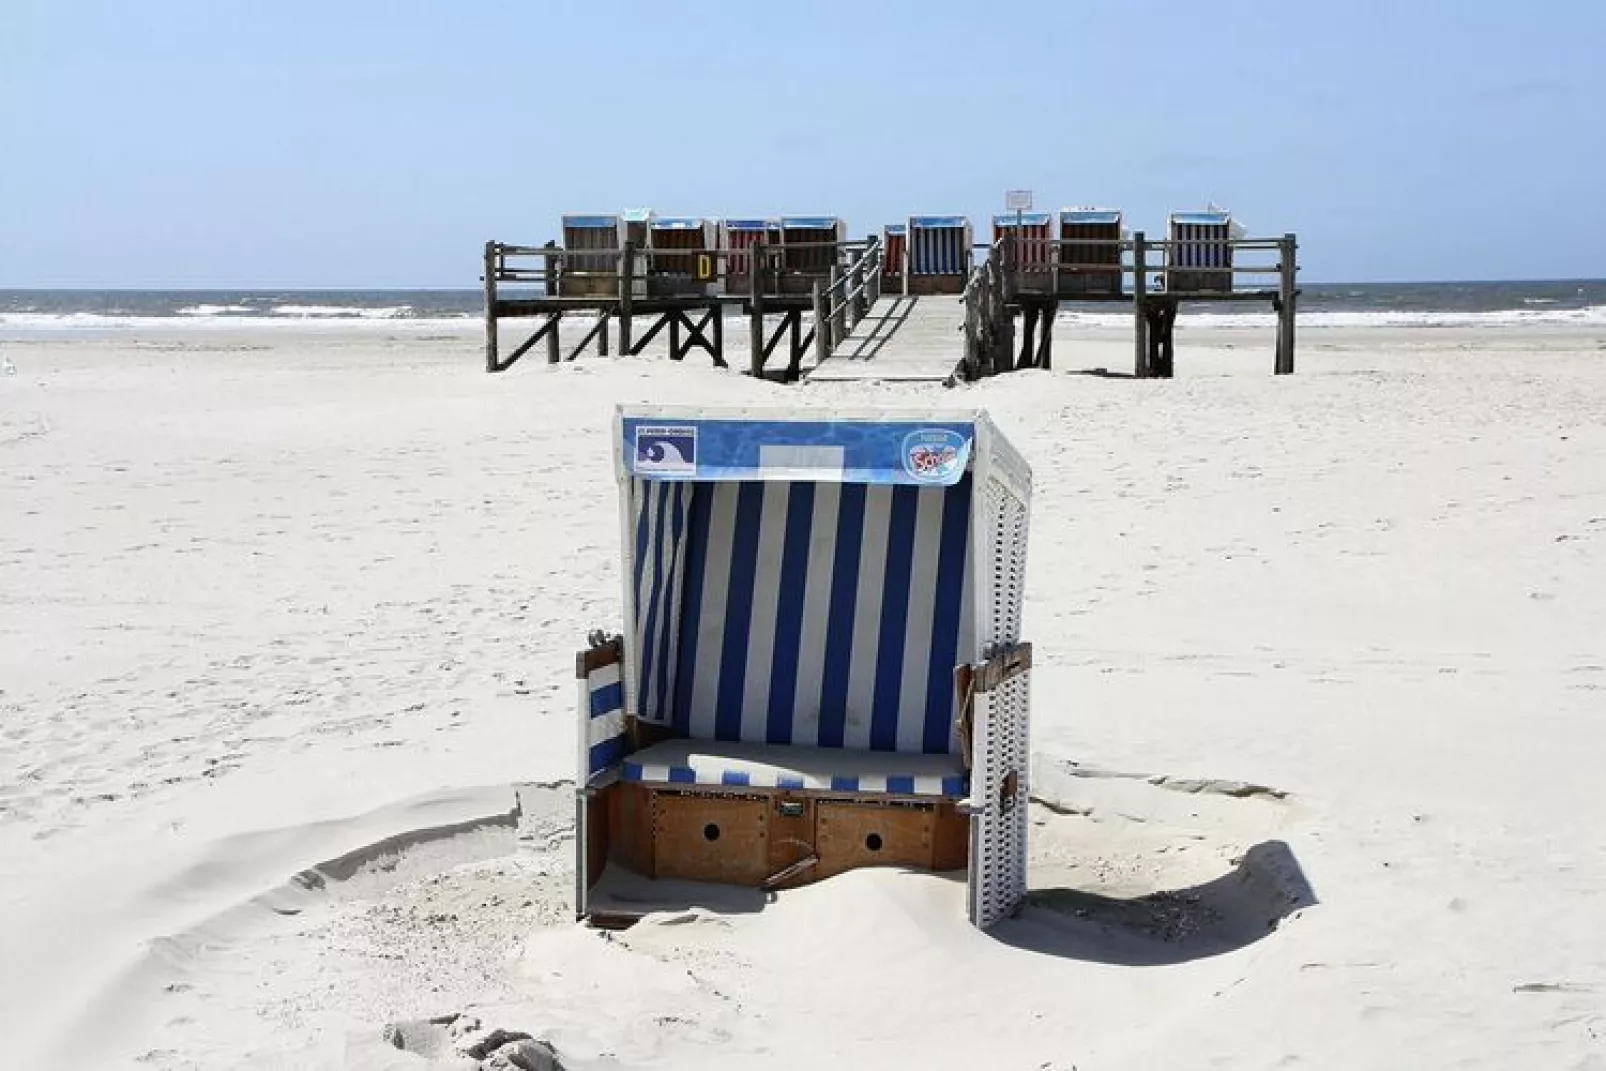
(1171, 212, 1232, 270)
(908, 217, 972, 276)
(621, 740, 968, 797)
(630, 477, 975, 756)
(630, 480, 693, 726)
(582, 657, 627, 780)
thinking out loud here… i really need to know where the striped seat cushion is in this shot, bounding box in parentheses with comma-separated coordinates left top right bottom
(622, 739, 968, 797)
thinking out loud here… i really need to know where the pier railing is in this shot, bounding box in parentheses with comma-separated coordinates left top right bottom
(484, 240, 869, 301)
(990, 232, 1299, 377)
(959, 237, 1013, 380)
(809, 235, 884, 370)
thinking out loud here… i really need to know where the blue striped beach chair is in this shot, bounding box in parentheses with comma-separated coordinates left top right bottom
(577, 407, 1034, 930)
(906, 216, 974, 295)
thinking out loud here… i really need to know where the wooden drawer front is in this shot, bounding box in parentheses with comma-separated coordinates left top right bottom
(815, 801, 936, 880)
(652, 792, 771, 885)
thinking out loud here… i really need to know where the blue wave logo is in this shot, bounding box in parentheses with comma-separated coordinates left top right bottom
(634, 425, 697, 474)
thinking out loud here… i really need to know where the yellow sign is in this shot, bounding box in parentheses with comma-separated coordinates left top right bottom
(697, 254, 713, 280)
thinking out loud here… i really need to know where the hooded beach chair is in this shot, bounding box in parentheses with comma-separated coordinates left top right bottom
(576, 406, 1034, 929)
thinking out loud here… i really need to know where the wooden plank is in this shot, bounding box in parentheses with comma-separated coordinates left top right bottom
(1132, 231, 1149, 378)
(812, 280, 830, 369)
(543, 242, 561, 365)
(500, 315, 558, 370)
(814, 801, 936, 880)
(651, 792, 771, 885)
(564, 310, 609, 362)
(765, 794, 818, 890)
(619, 243, 635, 355)
(748, 243, 766, 375)
(1277, 233, 1298, 375)
(808, 296, 969, 383)
(932, 801, 969, 871)
(483, 241, 500, 373)
(611, 781, 656, 878)
(575, 636, 623, 676)
(627, 312, 672, 356)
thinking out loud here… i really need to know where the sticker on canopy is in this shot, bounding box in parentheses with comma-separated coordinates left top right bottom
(634, 425, 697, 474)
(902, 428, 968, 483)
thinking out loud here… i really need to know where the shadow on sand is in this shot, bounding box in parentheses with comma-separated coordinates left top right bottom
(992, 839, 1317, 966)
(1065, 366, 1140, 379)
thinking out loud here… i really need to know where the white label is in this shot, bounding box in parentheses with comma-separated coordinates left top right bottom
(1005, 190, 1033, 211)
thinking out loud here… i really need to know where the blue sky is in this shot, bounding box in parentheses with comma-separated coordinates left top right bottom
(1, 0, 1599, 287)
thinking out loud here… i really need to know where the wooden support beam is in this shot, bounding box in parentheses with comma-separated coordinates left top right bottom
(564, 310, 610, 362)
(483, 241, 500, 373)
(812, 280, 830, 371)
(762, 309, 795, 364)
(1039, 301, 1056, 370)
(543, 240, 560, 365)
(676, 307, 724, 367)
(748, 243, 766, 376)
(500, 314, 559, 370)
(829, 264, 846, 345)
(1016, 306, 1036, 371)
(1132, 231, 1149, 379)
(619, 243, 635, 356)
(790, 307, 809, 381)
(627, 311, 672, 356)
(1276, 233, 1297, 375)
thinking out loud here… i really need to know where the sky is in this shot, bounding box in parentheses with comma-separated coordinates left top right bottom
(1, 0, 1600, 288)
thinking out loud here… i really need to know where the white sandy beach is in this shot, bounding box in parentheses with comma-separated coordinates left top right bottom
(2, 320, 1604, 1069)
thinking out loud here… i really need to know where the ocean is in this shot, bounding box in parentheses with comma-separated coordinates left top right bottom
(2, 280, 1604, 334)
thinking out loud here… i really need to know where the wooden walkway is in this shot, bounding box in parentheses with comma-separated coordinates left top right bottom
(806, 295, 967, 383)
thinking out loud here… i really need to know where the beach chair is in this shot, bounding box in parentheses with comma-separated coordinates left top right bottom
(575, 406, 1034, 929)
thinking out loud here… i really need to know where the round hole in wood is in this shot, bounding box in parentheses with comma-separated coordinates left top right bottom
(703, 823, 721, 842)
(865, 833, 883, 852)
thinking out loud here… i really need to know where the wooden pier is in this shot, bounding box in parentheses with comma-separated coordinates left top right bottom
(481, 224, 1299, 383)
(995, 232, 1301, 379)
(482, 238, 883, 381)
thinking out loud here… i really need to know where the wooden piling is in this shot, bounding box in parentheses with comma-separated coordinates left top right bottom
(1276, 233, 1297, 374)
(483, 241, 499, 373)
(1132, 231, 1149, 378)
(829, 263, 846, 344)
(812, 280, 830, 370)
(749, 243, 766, 377)
(1039, 301, 1056, 370)
(619, 242, 635, 356)
(545, 239, 561, 366)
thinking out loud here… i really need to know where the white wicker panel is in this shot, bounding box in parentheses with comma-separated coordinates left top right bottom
(969, 467, 1032, 930)
(968, 669, 1031, 928)
(981, 474, 1030, 650)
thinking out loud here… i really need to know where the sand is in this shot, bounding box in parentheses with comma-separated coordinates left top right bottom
(1, 319, 1603, 1069)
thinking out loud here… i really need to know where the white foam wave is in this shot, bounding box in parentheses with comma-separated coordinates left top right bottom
(0, 312, 472, 333)
(268, 304, 413, 319)
(1057, 305, 1606, 330)
(177, 304, 255, 316)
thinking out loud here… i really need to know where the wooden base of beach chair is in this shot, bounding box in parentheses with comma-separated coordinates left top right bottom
(588, 781, 969, 899)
